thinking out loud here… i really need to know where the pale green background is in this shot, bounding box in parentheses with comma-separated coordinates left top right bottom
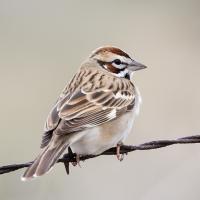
(0, 0, 200, 199)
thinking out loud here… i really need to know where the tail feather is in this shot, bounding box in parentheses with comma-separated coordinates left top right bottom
(21, 135, 69, 181)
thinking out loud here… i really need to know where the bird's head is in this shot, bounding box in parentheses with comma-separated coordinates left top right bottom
(89, 46, 147, 79)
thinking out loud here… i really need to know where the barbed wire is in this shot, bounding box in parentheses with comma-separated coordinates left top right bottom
(0, 134, 200, 175)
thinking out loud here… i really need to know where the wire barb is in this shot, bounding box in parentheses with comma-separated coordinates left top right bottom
(0, 134, 200, 175)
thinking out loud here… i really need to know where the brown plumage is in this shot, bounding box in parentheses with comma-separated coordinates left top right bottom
(21, 46, 146, 180)
(40, 67, 134, 149)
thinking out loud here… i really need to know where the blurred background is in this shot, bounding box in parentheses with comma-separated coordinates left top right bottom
(0, 0, 200, 199)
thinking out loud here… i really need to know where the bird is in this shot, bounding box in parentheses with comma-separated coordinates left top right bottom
(21, 46, 147, 181)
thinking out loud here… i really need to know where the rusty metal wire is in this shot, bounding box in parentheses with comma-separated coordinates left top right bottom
(0, 134, 200, 175)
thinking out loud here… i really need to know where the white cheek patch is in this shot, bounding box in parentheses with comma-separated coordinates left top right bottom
(103, 63, 129, 78)
(134, 87, 142, 115)
(114, 68, 129, 78)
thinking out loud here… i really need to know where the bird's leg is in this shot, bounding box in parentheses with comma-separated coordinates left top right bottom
(63, 147, 76, 175)
(67, 147, 77, 166)
(76, 154, 81, 168)
(68, 148, 81, 167)
(116, 143, 124, 161)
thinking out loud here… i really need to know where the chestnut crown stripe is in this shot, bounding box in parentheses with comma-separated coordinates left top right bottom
(91, 47, 131, 59)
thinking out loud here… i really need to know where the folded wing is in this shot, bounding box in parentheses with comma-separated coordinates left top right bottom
(41, 69, 135, 148)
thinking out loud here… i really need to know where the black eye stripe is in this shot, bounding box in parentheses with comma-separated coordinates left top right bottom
(96, 59, 127, 66)
(96, 59, 130, 79)
(112, 59, 128, 65)
(113, 61, 128, 66)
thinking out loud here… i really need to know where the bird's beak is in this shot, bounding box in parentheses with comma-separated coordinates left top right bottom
(128, 60, 147, 71)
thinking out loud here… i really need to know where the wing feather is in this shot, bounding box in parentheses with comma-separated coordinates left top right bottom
(55, 88, 134, 135)
(41, 68, 135, 147)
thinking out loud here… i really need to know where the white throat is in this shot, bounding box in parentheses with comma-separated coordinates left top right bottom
(114, 68, 129, 78)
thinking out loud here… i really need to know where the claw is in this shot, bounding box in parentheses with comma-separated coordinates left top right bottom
(76, 154, 82, 168)
(116, 144, 124, 161)
(71, 154, 81, 167)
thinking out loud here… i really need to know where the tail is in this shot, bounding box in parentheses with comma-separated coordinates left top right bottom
(21, 135, 69, 181)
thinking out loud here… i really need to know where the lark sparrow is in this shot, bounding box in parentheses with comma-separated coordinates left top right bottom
(22, 46, 146, 181)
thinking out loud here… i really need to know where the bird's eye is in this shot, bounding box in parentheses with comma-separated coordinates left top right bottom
(113, 59, 121, 65)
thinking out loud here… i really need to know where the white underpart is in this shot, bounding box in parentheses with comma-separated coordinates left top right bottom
(70, 86, 142, 156)
(134, 86, 142, 115)
(130, 72, 142, 115)
(120, 86, 142, 143)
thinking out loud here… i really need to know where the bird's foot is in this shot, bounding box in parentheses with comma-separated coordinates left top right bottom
(68, 147, 81, 167)
(116, 143, 124, 161)
(71, 154, 81, 168)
